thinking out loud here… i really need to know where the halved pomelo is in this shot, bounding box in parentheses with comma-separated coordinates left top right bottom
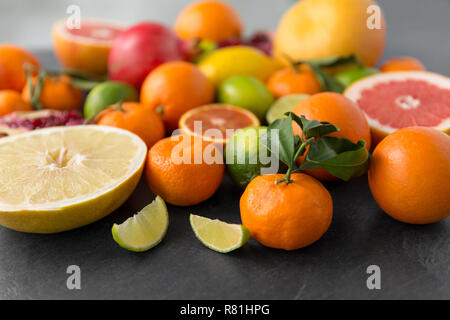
(344, 71, 450, 145)
(52, 19, 125, 75)
(0, 125, 147, 233)
(178, 104, 260, 144)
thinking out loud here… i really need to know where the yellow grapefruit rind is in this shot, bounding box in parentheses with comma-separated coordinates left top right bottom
(178, 104, 260, 145)
(0, 125, 147, 234)
(274, 0, 386, 67)
(51, 19, 125, 76)
(344, 71, 450, 146)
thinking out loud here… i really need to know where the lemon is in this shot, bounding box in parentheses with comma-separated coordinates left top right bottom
(198, 46, 282, 86)
(190, 214, 251, 253)
(266, 94, 309, 124)
(112, 196, 169, 252)
(0, 125, 147, 233)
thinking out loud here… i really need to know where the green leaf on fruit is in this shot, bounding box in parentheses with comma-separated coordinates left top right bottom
(299, 137, 369, 181)
(306, 63, 346, 93)
(307, 54, 363, 69)
(288, 112, 340, 139)
(259, 116, 295, 167)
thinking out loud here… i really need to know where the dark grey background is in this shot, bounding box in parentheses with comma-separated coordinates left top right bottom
(0, 0, 449, 299)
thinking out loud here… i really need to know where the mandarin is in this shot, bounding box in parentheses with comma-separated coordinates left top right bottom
(96, 102, 165, 148)
(292, 92, 371, 180)
(267, 64, 321, 98)
(145, 135, 224, 206)
(0, 44, 40, 91)
(240, 173, 333, 250)
(0, 90, 32, 116)
(174, 0, 242, 42)
(368, 127, 450, 224)
(380, 56, 425, 72)
(140, 61, 215, 132)
(22, 75, 83, 110)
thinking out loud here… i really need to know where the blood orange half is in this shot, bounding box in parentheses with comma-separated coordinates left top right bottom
(178, 104, 260, 144)
(344, 71, 450, 145)
(52, 19, 125, 75)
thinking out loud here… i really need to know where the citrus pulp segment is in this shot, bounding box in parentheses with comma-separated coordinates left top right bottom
(344, 71, 450, 145)
(178, 104, 260, 144)
(0, 125, 147, 233)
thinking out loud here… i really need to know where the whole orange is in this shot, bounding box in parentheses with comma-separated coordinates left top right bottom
(274, 0, 386, 67)
(140, 61, 215, 131)
(240, 173, 333, 250)
(368, 127, 450, 224)
(380, 56, 426, 72)
(0, 44, 40, 91)
(267, 64, 322, 98)
(292, 92, 372, 180)
(96, 102, 165, 148)
(0, 90, 32, 116)
(174, 0, 242, 42)
(145, 135, 224, 206)
(22, 75, 83, 111)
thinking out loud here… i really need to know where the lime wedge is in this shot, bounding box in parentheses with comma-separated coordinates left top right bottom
(266, 94, 309, 124)
(112, 196, 169, 252)
(190, 214, 251, 253)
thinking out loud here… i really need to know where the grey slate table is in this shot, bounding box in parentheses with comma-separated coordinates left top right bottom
(0, 0, 449, 300)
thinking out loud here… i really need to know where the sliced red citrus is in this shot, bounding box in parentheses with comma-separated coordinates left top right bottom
(178, 104, 260, 144)
(344, 71, 450, 145)
(52, 19, 125, 75)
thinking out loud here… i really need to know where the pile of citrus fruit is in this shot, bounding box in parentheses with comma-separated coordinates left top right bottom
(0, 0, 448, 254)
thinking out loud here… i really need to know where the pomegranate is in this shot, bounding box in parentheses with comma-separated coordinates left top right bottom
(108, 22, 185, 90)
(217, 31, 273, 56)
(0, 110, 83, 136)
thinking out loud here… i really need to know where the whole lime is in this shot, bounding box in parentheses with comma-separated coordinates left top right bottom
(84, 81, 139, 119)
(226, 126, 281, 189)
(218, 76, 274, 120)
(334, 67, 379, 87)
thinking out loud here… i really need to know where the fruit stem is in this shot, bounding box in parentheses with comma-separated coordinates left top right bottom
(155, 105, 165, 116)
(111, 99, 125, 112)
(283, 53, 302, 74)
(276, 137, 314, 185)
(29, 70, 45, 110)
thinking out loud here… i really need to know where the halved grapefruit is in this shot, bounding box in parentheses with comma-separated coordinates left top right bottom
(178, 104, 260, 144)
(52, 19, 125, 76)
(344, 71, 450, 145)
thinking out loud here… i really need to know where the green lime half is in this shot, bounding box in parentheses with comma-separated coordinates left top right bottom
(112, 196, 169, 252)
(266, 94, 309, 124)
(84, 81, 138, 119)
(190, 214, 250, 253)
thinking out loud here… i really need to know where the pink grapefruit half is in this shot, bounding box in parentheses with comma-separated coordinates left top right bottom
(344, 71, 450, 146)
(52, 19, 125, 76)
